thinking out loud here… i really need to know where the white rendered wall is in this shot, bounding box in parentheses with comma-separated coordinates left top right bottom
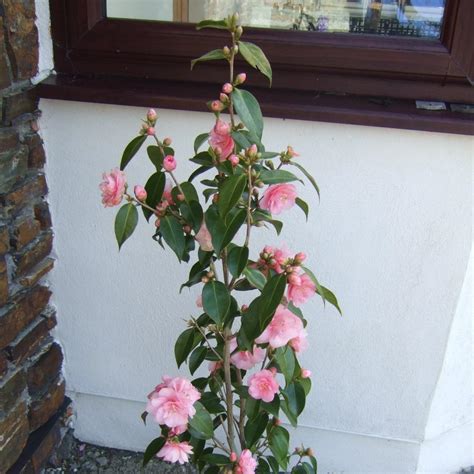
(38, 98, 473, 472)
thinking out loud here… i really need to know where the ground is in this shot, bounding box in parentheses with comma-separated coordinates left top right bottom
(45, 431, 196, 473)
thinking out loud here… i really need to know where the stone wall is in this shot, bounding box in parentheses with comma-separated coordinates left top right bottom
(0, 0, 66, 471)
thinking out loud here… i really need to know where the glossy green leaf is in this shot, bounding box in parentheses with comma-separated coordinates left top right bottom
(206, 207, 246, 255)
(195, 19, 228, 30)
(218, 174, 247, 217)
(320, 285, 342, 315)
(146, 145, 173, 170)
(269, 426, 289, 470)
(175, 328, 202, 367)
(114, 203, 138, 250)
(143, 171, 166, 221)
(310, 455, 318, 473)
(220, 209, 246, 252)
(189, 346, 207, 375)
(232, 88, 263, 141)
(302, 266, 342, 315)
(180, 200, 204, 233)
(231, 130, 253, 152)
(191, 49, 226, 70)
(267, 456, 280, 474)
(189, 166, 211, 183)
(200, 392, 225, 414)
(284, 381, 306, 416)
(202, 280, 230, 325)
(143, 437, 165, 466)
(244, 411, 269, 448)
(188, 402, 214, 440)
(274, 346, 296, 386)
(194, 133, 210, 153)
(243, 266, 266, 290)
(260, 169, 300, 185)
(290, 161, 320, 199)
(261, 396, 280, 417)
(190, 151, 214, 166)
(120, 135, 146, 170)
(160, 215, 185, 261)
(172, 182, 199, 205)
(228, 245, 249, 278)
(259, 273, 287, 330)
(238, 41, 272, 86)
(295, 197, 309, 221)
(200, 453, 231, 465)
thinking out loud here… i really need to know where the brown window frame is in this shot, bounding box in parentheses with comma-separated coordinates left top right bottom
(39, 0, 474, 134)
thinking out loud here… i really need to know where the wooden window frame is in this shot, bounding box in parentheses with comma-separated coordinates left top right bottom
(39, 0, 474, 134)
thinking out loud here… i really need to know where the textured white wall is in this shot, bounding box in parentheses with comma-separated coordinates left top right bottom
(38, 98, 473, 472)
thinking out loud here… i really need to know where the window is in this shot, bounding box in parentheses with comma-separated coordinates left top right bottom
(40, 0, 474, 134)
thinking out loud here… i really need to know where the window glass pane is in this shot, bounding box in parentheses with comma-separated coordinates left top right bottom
(106, 0, 446, 39)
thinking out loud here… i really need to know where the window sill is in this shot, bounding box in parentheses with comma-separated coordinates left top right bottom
(36, 74, 474, 136)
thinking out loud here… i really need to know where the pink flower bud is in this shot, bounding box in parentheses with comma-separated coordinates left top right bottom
(134, 185, 147, 201)
(274, 418, 281, 426)
(295, 252, 307, 263)
(146, 126, 155, 136)
(287, 146, 299, 158)
(241, 304, 249, 312)
(236, 72, 247, 84)
(163, 137, 172, 146)
(229, 154, 239, 167)
(230, 452, 237, 462)
(163, 155, 176, 172)
(211, 100, 224, 112)
(269, 367, 277, 375)
(248, 144, 258, 156)
(212, 194, 219, 204)
(222, 83, 233, 94)
(301, 368, 312, 379)
(147, 108, 157, 122)
(154, 218, 161, 227)
(177, 193, 185, 202)
(219, 93, 229, 103)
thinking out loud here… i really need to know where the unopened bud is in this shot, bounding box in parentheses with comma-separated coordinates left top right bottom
(241, 304, 249, 312)
(134, 185, 147, 201)
(219, 93, 229, 103)
(235, 26, 243, 39)
(294, 252, 307, 264)
(177, 193, 185, 202)
(211, 100, 224, 112)
(163, 155, 177, 172)
(201, 276, 210, 283)
(183, 225, 192, 234)
(235, 72, 247, 85)
(256, 180, 264, 188)
(147, 108, 157, 123)
(274, 418, 281, 426)
(230, 452, 237, 462)
(229, 154, 239, 167)
(222, 83, 233, 94)
(212, 194, 219, 203)
(146, 126, 155, 136)
(163, 137, 172, 146)
(265, 160, 275, 170)
(233, 45, 239, 55)
(154, 218, 161, 227)
(223, 46, 231, 56)
(306, 448, 314, 457)
(207, 271, 215, 279)
(248, 144, 258, 156)
(301, 368, 312, 379)
(287, 145, 299, 158)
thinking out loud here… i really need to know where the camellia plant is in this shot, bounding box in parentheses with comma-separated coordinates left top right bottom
(100, 13, 340, 474)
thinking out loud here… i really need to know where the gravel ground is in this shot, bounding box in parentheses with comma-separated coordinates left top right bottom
(45, 431, 196, 473)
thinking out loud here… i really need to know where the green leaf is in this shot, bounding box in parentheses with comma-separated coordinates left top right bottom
(292, 464, 313, 474)
(200, 453, 231, 465)
(180, 200, 204, 233)
(232, 88, 263, 141)
(260, 169, 300, 185)
(310, 455, 318, 473)
(238, 41, 272, 86)
(231, 131, 253, 152)
(114, 203, 138, 250)
(295, 197, 309, 221)
(267, 456, 280, 474)
(172, 182, 200, 205)
(196, 19, 228, 30)
(221, 209, 246, 252)
(284, 381, 306, 416)
(287, 301, 304, 319)
(244, 412, 269, 448)
(191, 49, 226, 70)
(200, 392, 225, 414)
(269, 426, 289, 470)
(143, 171, 166, 221)
(189, 402, 214, 440)
(194, 133, 210, 153)
(274, 346, 296, 386)
(146, 145, 168, 170)
(202, 281, 230, 325)
(190, 151, 214, 166)
(206, 207, 246, 255)
(228, 246, 249, 278)
(280, 398, 297, 428)
(299, 377, 312, 396)
(189, 166, 211, 183)
(143, 437, 165, 466)
(261, 397, 280, 417)
(320, 285, 342, 315)
(120, 135, 147, 170)
(218, 174, 247, 218)
(290, 161, 320, 199)
(189, 346, 207, 375)
(243, 267, 267, 290)
(259, 273, 287, 331)
(175, 328, 202, 367)
(160, 216, 185, 261)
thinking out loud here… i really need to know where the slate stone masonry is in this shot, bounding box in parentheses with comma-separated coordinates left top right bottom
(0, 0, 66, 471)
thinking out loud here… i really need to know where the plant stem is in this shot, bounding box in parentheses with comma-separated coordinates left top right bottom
(223, 329, 236, 453)
(228, 33, 236, 128)
(244, 165, 253, 248)
(236, 369, 246, 449)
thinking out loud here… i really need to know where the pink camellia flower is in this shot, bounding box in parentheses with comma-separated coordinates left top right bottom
(229, 338, 265, 371)
(146, 376, 200, 428)
(169, 424, 188, 436)
(99, 168, 127, 207)
(289, 328, 308, 353)
(301, 368, 312, 379)
(248, 369, 279, 403)
(260, 183, 297, 215)
(236, 449, 257, 474)
(208, 361, 223, 373)
(287, 273, 316, 307)
(256, 305, 303, 348)
(134, 185, 147, 201)
(163, 155, 177, 172)
(157, 440, 193, 465)
(230, 452, 238, 462)
(209, 120, 234, 161)
(259, 245, 291, 274)
(195, 295, 203, 308)
(195, 222, 213, 252)
(162, 179, 174, 205)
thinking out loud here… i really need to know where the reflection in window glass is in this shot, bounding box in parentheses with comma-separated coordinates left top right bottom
(107, 0, 446, 39)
